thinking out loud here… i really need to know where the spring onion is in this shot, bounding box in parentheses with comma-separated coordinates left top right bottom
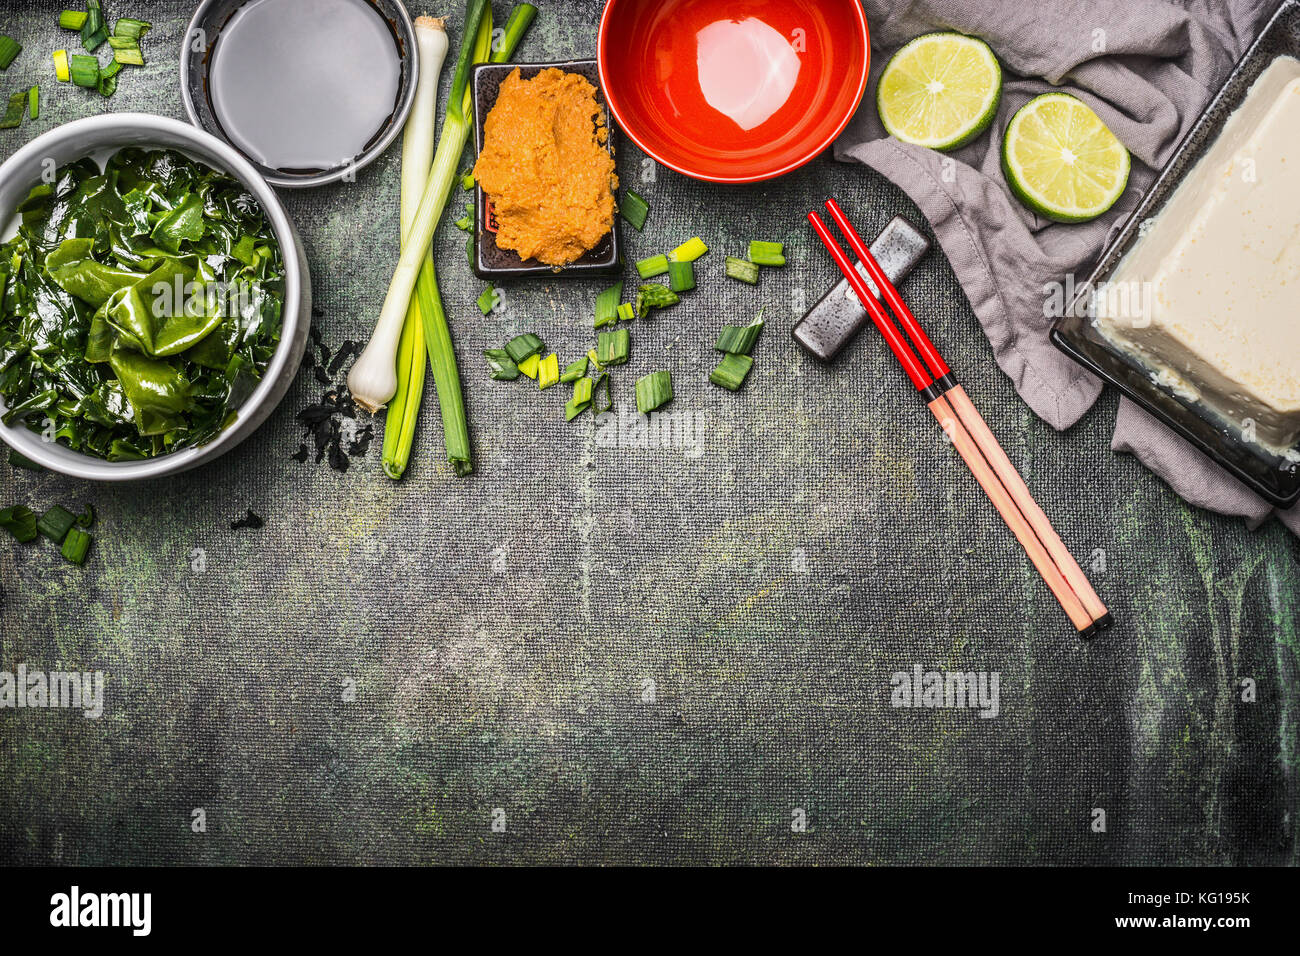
(566, 376, 594, 420)
(97, 60, 120, 97)
(669, 237, 709, 262)
(69, 53, 99, 88)
(726, 256, 760, 285)
(517, 353, 541, 380)
(668, 260, 695, 293)
(53, 50, 70, 82)
(0, 36, 21, 70)
(749, 241, 786, 266)
(77, 504, 95, 528)
(621, 189, 650, 230)
(595, 373, 612, 413)
(505, 333, 544, 364)
(565, 396, 589, 422)
(716, 308, 765, 355)
(109, 38, 144, 66)
(710, 353, 753, 391)
(536, 353, 560, 390)
(635, 371, 673, 415)
(635, 283, 679, 318)
(454, 203, 473, 231)
(617, 303, 635, 322)
(81, 0, 108, 52)
(28, 85, 38, 119)
(0, 505, 37, 543)
(461, 173, 475, 190)
(587, 349, 603, 371)
(0, 91, 24, 129)
(594, 280, 622, 328)
(477, 284, 497, 315)
(636, 254, 669, 280)
(596, 328, 630, 366)
(484, 348, 519, 381)
(38, 504, 76, 544)
(61, 527, 92, 565)
(60, 11, 88, 31)
(560, 356, 588, 383)
(113, 18, 151, 40)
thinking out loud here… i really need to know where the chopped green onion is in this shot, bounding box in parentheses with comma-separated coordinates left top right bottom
(594, 280, 622, 328)
(710, 353, 754, 391)
(596, 328, 630, 366)
(572, 376, 594, 406)
(669, 237, 709, 262)
(564, 395, 590, 422)
(0, 36, 21, 71)
(60, 11, 88, 31)
(517, 353, 541, 380)
(8, 450, 43, 471)
(594, 373, 612, 413)
(484, 348, 519, 381)
(97, 63, 119, 97)
(505, 333, 544, 364)
(110, 39, 144, 66)
(620, 189, 650, 230)
(536, 353, 560, 390)
(726, 256, 760, 285)
(749, 241, 786, 266)
(635, 283, 679, 317)
(61, 527, 92, 565)
(81, 0, 108, 52)
(715, 308, 765, 355)
(635, 254, 669, 279)
(587, 349, 603, 371)
(668, 260, 695, 293)
(635, 371, 673, 415)
(560, 356, 588, 383)
(455, 202, 474, 231)
(52, 50, 70, 82)
(113, 18, 151, 41)
(0, 91, 25, 129)
(37, 504, 76, 544)
(28, 85, 38, 119)
(0, 505, 38, 543)
(69, 53, 100, 88)
(461, 172, 476, 190)
(466, 235, 474, 264)
(476, 285, 498, 315)
(76, 504, 95, 528)
(617, 302, 635, 322)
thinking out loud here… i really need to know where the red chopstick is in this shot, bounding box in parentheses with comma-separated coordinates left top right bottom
(808, 202, 1112, 636)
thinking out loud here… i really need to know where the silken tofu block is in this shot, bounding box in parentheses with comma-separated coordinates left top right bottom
(1094, 56, 1300, 451)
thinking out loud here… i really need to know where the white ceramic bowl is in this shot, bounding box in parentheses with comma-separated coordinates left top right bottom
(0, 114, 311, 481)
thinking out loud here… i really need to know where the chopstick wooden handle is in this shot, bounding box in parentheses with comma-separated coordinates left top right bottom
(929, 394, 1097, 633)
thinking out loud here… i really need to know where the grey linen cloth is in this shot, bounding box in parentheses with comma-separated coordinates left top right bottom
(835, 0, 1299, 534)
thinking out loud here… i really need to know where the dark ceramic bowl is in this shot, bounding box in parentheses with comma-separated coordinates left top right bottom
(179, 0, 418, 189)
(1051, 0, 1300, 508)
(470, 60, 622, 280)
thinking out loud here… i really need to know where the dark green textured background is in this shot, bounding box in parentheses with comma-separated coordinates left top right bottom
(1, 1, 1297, 866)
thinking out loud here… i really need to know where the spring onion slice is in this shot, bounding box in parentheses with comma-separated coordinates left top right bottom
(621, 189, 650, 230)
(572, 377, 594, 406)
(537, 353, 560, 390)
(0, 91, 25, 129)
(635, 371, 673, 415)
(461, 173, 475, 190)
(635, 283, 679, 318)
(560, 356, 588, 383)
(669, 237, 709, 262)
(59, 11, 88, 31)
(61, 527, 92, 565)
(594, 373, 612, 413)
(69, 53, 99, 88)
(0, 505, 38, 543)
(565, 396, 590, 421)
(726, 256, 759, 285)
(28, 85, 38, 119)
(596, 328, 629, 366)
(587, 349, 603, 371)
(635, 254, 669, 280)
(81, 0, 108, 52)
(517, 353, 541, 380)
(710, 353, 753, 391)
(668, 260, 695, 293)
(112, 44, 144, 67)
(749, 241, 785, 266)
(594, 280, 622, 328)
(617, 303, 635, 322)
(37, 504, 76, 543)
(77, 504, 95, 528)
(476, 285, 497, 315)
(484, 348, 519, 381)
(0, 35, 21, 70)
(715, 308, 765, 355)
(113, 18, 151, 40)
(505, 333, 544, 364)
(97, 61, 120, 96)
(53, 50, 70, 82)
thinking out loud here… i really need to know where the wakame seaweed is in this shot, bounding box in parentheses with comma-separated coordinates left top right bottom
(0, 148, 285, 460)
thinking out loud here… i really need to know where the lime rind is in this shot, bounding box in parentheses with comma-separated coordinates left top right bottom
(1002, 92, 1131, 223)
(876, 32, 1003, 151)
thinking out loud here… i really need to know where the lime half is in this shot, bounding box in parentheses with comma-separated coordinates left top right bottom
(876, 32, 1002, 151)
(1002, 93, 1131, 223)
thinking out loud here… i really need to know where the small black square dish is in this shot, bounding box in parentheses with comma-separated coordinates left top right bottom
(470, 59, 622, 280)
(1051, 0, 1300, 509)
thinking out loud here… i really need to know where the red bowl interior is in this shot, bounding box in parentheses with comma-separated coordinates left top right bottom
(598, 0, 869, 184)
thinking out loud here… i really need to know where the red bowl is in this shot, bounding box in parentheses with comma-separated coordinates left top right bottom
(598, 0, 869, 184)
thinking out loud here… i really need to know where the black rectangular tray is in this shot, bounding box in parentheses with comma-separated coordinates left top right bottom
(469, 59, 621, 280)
(1050, 0, 1300, 508)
